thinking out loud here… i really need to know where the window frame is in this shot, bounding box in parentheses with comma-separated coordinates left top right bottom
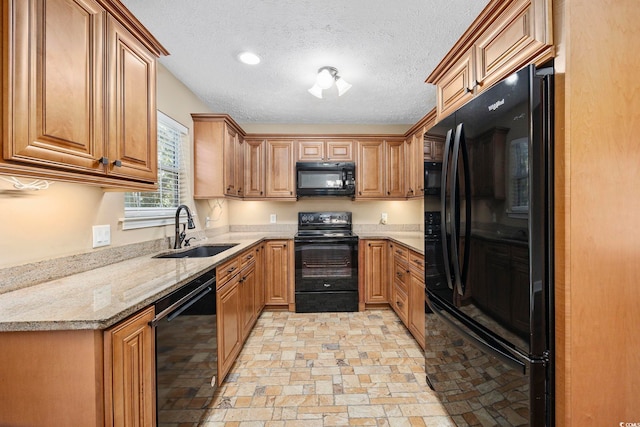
(122, 111, 189, 230)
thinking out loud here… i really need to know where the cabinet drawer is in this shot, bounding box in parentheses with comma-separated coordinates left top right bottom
(392, 258, 409, 290)
(239, 247, 257, 269)
(392, 284, 409, 324)
(217, 257, 241, 288)
(408, 250, 425, 273)
(390, 243, 409, 261)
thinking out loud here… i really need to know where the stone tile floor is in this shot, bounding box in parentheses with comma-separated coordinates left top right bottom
(200, 310, 455, 426)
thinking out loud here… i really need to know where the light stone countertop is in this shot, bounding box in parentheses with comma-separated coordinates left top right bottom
(0, 231, 423, 332)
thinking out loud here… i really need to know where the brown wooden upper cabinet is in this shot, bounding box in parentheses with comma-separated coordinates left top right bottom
(265, 140, 296, 199)
(192, 114, 246, 199)
(296, 139, 354, 162)
(0, 0, 167, 190)
(244, 139, 266, 199)
(356, 138, 406, 200)
(426, 0, 553, 122)
(424, 135, 444, 162)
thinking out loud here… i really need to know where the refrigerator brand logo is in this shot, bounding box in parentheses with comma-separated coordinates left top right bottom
(488, 99, 505, 111)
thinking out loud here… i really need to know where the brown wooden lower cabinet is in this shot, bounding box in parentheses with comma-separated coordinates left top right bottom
(360, 239, 426, 349)
(0, 307, 155, 427)
(104, 306, 155, 427)
(264, 240, 293, 310)
(359, 239, 388, 309)
(216, 271, 242, 384)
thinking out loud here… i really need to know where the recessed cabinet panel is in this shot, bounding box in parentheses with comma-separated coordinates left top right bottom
(266, 141, 295, 198)
(8, 0, 106, 172)
(107, 16, 157, 182)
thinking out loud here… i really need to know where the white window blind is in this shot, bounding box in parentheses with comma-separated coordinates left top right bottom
(123, 111, 189, 229)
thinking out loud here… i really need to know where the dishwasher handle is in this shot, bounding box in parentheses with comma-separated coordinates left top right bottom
(150, 276, 215, 327)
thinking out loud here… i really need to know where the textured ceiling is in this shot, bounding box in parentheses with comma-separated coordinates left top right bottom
(121, 0, 490, 125)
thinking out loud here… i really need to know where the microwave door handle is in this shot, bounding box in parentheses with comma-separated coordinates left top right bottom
(440, 128, 454, 291)
(342, 169, 347, 188)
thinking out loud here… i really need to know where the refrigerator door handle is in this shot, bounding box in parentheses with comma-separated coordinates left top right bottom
(428, 292, 527, 374)
(440, 128, 454, 290)
(450, 124, 463, 296)
(458, 123, 472, 295)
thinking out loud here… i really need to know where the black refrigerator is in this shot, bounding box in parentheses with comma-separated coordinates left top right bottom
(424, 64, 554, 426)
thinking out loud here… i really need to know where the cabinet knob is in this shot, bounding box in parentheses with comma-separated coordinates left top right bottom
(260, 191, 263, 195)
(290, 191, 293, 195)
(359, 191, 362, 195)
(387, 191, 390, 195)
(112, 159, 122, 167)
(98, 157, 109, 165)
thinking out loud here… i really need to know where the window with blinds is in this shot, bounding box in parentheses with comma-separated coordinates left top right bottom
(123, 112, 189, 229)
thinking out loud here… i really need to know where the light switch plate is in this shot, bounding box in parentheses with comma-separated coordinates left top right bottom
(270, 214, 277, 224)
(92, 224, 111, 248)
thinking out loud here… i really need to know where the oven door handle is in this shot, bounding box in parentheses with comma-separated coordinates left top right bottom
(150, 278, 215, 327)
(295, 238, 358, 244)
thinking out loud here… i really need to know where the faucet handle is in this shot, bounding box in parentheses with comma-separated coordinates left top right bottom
(184, 237, 196, 247)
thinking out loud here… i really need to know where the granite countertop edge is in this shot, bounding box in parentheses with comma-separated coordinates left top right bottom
(0, 231, 424, 332)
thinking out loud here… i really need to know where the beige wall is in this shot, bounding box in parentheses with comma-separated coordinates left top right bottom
(0, 64, 214, 268)
(228, 198, 423, 226)
(0, 64, 421, 269)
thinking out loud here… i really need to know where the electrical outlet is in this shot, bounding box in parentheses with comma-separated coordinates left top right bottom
(381, 212, 388, 224)
(270, 214, 277, 224)
(92, 224, 111, 248)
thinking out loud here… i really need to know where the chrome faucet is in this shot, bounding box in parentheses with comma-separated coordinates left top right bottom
(174, 205, 196, 249)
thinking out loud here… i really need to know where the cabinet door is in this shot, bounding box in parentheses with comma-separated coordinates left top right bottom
(474, 0, 551, 91)
(408, 269, 426, 349)
(239, 262, 257, 340)
(244, 139, 265, 198)
(363, 240, 388, 303)
(223, 125, 238, 196)
(235, 136, 245, 197)
(254, 244, 266, 314)
(104, 306, 155, 427)
(411, 131, 426, 197)
(436, 48, 475, 122)
(264, 240, 291, 306)
(106, 15, 157, 182)
(356, 140, 385, 198)
(217, 276, 242, 383)
(7, 0, 106, 173)
(297, 140, 325, 162)
(326, 140, 353, 161)
(265, 141, 295, 198)
(386, 139, 406, 198)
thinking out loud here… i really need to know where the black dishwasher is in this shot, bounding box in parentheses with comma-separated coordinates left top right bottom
(151, 268, 217, 426)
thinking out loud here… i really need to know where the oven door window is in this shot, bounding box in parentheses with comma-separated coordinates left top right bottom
(300, 244, 353, 277)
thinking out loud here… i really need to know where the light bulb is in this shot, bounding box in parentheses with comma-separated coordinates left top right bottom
(316, 68, 335, 89)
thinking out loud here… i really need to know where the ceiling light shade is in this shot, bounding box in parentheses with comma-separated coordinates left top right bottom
(316, 68, 335, 89)
(308, 84, 323, 99)
(238, 51, 260, 65)
(335, 76, 352, 96)
(308, 66, 351, 98)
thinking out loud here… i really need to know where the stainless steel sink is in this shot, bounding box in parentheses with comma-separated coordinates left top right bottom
(153, 244, 238, 258)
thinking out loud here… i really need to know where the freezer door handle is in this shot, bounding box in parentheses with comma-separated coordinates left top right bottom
(428, 292, 527, 374)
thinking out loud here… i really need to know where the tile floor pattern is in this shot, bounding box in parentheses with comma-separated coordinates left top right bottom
(200, 310, 456, 426)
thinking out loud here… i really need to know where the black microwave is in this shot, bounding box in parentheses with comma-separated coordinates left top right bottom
(296, 162, 356, 198)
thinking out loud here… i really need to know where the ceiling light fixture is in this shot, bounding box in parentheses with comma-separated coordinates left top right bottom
(238, 51, 261, 65)
(308, 66, 352, 99)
